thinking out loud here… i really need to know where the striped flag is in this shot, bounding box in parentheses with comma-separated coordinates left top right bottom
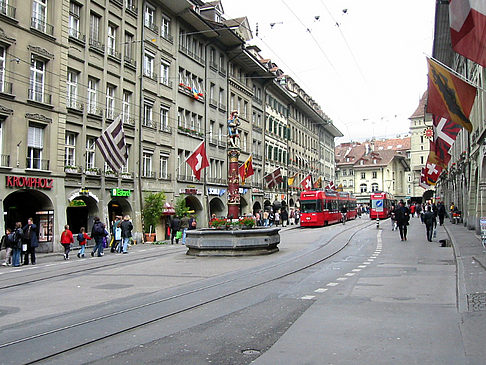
(96, 115, 128, 172)
(264, 168, 283, 188)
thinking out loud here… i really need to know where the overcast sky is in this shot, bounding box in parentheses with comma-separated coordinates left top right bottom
(221, 0, 436, 143)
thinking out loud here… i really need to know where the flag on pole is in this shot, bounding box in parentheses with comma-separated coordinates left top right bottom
(426, 57, 477, 132)
(450, 0, 486, 68)
(186, 141, 209, 181)
(424, 158, 443, 185)
(238, 155, 254, 184)
(287, 172, 298, 186)
(300, 174, 312, 191)
(326, 181, 336, 190)
(313, 176, 322, 189)
(429, 140, 452, 168)
(264, 168, 283, 188)
(96, 115, 128, 172)
(419, 168, 430, 189)
(433, 115, 461, 150)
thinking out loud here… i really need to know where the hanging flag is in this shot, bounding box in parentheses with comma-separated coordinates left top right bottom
(238, 155, 254, 184)
(264, 168, 283, 188)
(426, 57, 477, 133)
(287, 172, 298, 186)
(313, 176, 322, 189)
(186, 141, 209, 181)
(419, 168, 430, 189)
(433, 115, 461, 149)
(300, 174, 312, 191)
(328, 181, 336, 190)
(450, 0, 486, 68)
(336, 183, 344, 192)
(429, 140, 452, 168)
(424, 158, 443, 185)
(96, 115, 128, 172)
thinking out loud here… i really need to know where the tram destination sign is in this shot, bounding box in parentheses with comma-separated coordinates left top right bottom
(111, 188, 131, 197)
(6, 175, 53, 190)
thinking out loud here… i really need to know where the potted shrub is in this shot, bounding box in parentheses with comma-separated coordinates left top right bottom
(239, 217, 255, 229)
(142, 191, 166, 242)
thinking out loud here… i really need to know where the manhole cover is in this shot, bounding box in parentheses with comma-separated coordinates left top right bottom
(466, 293, 486, 312)
(242, 349, 261, 355)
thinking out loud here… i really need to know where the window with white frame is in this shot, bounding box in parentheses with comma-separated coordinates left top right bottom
(360, 183, 367, 193)
(29, 56, 45, 102)
(105, 85, 115, 119)
(0, 46, 5, 92)
(89, 13, 101, 43)
(160, 59, 169, 85)
(66, 70, 78, 108)
(371, 183, 379, 192)
(122, 90, 131, 123)
(142, 150, 153, 177)
(64, 132, 76, 167)
(209, 120, 214, 140)
(143, 100, 153, 127)
(87, 78, 98, 114)
(159, 154, 168, 178)
(349, 179, 354, 187)
(124, 32, 134, 60)
(360, 172, 365, 179)
(160, 106, 169, 131)
(218, 124, 223, 141)
(69, 2, 81, 38)
(143, 50, 154, 78)
(197, 115, 202, 132)
(86, 136, 96, 169)
(144, 3, 155, 29)
(27, 125, 44, 169)
(32, 0, 47, 32)
(107, 24, 117, 56)
(120, 145, 130, 173)
(219, 88, 224, 105)
(372, 171, 377, 179)
(161, 15, 170, 39)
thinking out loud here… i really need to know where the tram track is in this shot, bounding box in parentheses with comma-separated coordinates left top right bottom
(0, 220, 375, 364)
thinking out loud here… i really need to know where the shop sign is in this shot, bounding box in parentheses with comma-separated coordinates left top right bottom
(80, 188, 90, 195)
(208, 188, 226, 196)
(6, 175, 53, 190)
(238, 188, 248, 195)
(69, 200, 87, 207)
(252, 188, 264, 194)
(264, 193, 272, 199)
(179, 188, 201, 195)
(111, 188, 131, 197)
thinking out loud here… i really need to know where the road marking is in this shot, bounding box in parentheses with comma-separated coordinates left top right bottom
(345, 273, 355, 276)
(367, 259, 374, 262)
(327, 282, 339, 287)
(370, 256, 377, 259)
(352, 268, 362, 272)
(337, 277, 348, 281)
(314, 288, 328, 293)
(363, 262, 371, 265)
(301, 295, 315, 300)
(358, 265, 367, 268)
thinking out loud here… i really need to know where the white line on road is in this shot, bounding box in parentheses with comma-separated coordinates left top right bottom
(314, 288, 328, 293)
(358, 265, 367, 268)
(327, 282, 339, 287)
(337, 277, 348, 281)
(352, 269, 362, 272)
(301, 295, 315, 300)
(345, 273, 355, 276)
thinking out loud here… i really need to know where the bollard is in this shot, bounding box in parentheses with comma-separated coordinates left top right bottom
(376, 218, 380, 229)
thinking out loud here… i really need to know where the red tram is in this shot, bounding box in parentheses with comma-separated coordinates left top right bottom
(370, 192, 395, 219)
(300, 190, 357, 227)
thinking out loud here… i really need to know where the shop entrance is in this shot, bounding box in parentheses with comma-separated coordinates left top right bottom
(108, 198, 133, 223)
(4, 189, 54, 245)
(66, 196, 98, 234)
(209, 197, 225, 218)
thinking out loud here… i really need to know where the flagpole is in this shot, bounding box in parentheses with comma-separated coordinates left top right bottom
(427, 55, 486, 92)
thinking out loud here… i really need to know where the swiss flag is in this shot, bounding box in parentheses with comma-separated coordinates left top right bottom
(186, 141, 209, 181)
(450, 0, 486, 68)
(300, 175, 312, 191)
(424, 158, 443, 185)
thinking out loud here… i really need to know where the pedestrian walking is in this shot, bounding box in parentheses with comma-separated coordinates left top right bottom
(263, 210, 270, 227)
(274, 210, 280, 227)
(390, 204, 397, 231)
(180, 214, 190, 245)
(12, 222, 23, 267)
(395, 200, 410, 241)
(120, 215, 133, 254)
(281, 208, 288, 227)
(295, 209, 300, 225)
(1, 228, 13, 266)
(170, 215, 181, 244)
(76, 227, 91, 258)
(90, 217, 107, 257)
(60, 224, 74, 260)
(188, 215, 197, 230)
(22, 218, 38, 265)
(289, 208, 295, 225)
(423, 206, 436, 242)
(111, 216, 122, 253)
(437, 202, 446, 226)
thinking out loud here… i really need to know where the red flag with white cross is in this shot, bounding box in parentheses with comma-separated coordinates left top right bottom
(186, 141, 209, 181)
(300, 174, 312, 191)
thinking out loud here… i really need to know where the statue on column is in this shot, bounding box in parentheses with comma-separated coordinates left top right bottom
(227, 110, 240, 148)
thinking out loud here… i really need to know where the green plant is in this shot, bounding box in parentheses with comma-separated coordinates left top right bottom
(239, 217, 255, 228)
(174, 195, 190, 218)
(143, 191, 166, 233)
(210, 218, 227, 228)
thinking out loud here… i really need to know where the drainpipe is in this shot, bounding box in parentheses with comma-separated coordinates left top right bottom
(137, 20, 145, 240)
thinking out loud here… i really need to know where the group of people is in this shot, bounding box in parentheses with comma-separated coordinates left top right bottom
(1, 218, 38, 267)
(169, 214, 197, 245)
(253, 208, 301, 227)
(390, 200, 448, 242)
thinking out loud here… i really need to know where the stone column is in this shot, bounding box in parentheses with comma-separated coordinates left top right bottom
(227, 148, 240, 219)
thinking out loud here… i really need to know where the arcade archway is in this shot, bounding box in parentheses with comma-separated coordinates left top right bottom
(66, 195, 99, 234)
(252, 201, 262, 214)
(209, 197, 225, 218)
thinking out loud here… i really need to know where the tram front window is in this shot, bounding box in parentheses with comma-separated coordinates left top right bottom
(301, 200, 322, 213)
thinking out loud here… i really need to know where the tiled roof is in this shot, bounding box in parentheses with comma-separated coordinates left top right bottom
(374, 137, 411, 151)
(409, 91, 427, 119)
(335, 139, 409, 167)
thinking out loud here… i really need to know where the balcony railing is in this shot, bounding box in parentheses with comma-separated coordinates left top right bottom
(124, 55, 136, 68)
(0, 154, 10, 167)
(142, 119, 156, 129)
(87, 104, 103, 117)
(107, 47, 121, 60)
(159, 172, 171, 180)
(160, 78, 172, 88)
(68, 28, 85, 43)
(89, 38, 105, 53)
(0, 81, 12, 94)
(122, 115, 136, 127)
(161, 31, 173, 42)
(105, 109, 115, 120)
(207, 177, 227, 185)
(160, 124, 172, 133)
(0, 1, 16, 19)
(177, 174, 197, 183)
(178, 44, 204, 64)
(85, 167, 101, 176)
(143, 69, 157, 81)
(66, 99, 84, 112)
(144, 21, 158, 34)
(120, 171, 134, 179)
(209, 98, 218, 107)
(125, 3, 137, 15)
(26, 158, 49, 170)
(31, 17, 54, 36)
(142, 171, 156, 179)
(28, 89, 52, 104)
(218, 102, 227, 112)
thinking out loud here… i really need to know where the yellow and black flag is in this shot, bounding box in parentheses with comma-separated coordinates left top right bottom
(427, 57, 477, 133)
(287, 172, 298, 186)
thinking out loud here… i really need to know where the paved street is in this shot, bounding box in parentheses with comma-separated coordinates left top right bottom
(0, 216, 485, 364)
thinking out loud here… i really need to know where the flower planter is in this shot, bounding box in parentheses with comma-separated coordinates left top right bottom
(144, 233, 156, 242)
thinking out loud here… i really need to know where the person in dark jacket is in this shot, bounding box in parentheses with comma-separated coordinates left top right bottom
(90, 217, 106, 257)
(120, 215, 133, 254)
(23, 218, 38, 265)
(2, 228, 13, 266)
(437, 202, 446, 226)
(423, 206, 436, 242)
(170, 216, 181, 244)
(281, 209, 289, 227)
(12, 222, 23, 267)
(395, 201, 410, 241)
